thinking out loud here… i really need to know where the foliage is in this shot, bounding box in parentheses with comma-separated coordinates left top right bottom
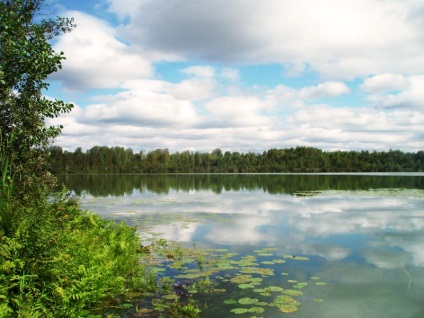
(0, 2, 172, 317)
(48, 146, 424, 174)
(0, 189, 151, 317)
(0, 0, 74, 190)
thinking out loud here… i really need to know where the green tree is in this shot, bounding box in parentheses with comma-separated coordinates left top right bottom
(0, 0, 74, 189)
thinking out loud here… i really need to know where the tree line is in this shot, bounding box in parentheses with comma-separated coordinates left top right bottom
(48, 146, 424, 173)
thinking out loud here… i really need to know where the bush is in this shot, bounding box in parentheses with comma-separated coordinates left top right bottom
(0, 189, 149, 317)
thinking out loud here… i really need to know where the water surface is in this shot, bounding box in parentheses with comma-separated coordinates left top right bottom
(59, 174, 424, 317)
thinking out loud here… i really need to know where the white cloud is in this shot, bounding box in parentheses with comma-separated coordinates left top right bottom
(52, 11, 153, 90)
(366, 75, 424, 110)
(81, 89, 202, 128)
(361, 73, 410, 93)
(107, 0, 424, 79)
(181, 66, 215, 78)
(300, 82, 351, 99)
(204, 96, 271, 128)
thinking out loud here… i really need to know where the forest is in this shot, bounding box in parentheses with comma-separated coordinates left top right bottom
(48, 146, 424, 174)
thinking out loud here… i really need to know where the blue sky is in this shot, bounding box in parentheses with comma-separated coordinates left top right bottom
(46, 0, 424, 153)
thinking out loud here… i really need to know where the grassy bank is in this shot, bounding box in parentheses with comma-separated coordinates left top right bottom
(0, 184, 158, 317)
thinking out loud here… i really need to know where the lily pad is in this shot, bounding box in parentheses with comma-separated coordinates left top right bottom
(231, 275, 252, 284)
(240, 267, 274, 276)
(267, 286, 284, 292)
(249, 277, 263, 285)
(238, 283, 255, 289)
(294, 282, 309, 289)
(278, 303, 299, 313)
(238, 297, 259, 305)
(224, 299, 238, 305)
(230, 308, 249, 314)
(253, 288, 267, 293)
(273, 295, 300, 305)
(248, 307, 265, 313)
(283, 289, 303, 296)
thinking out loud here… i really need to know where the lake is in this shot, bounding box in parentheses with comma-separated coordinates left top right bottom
(58, 173, 424, 317)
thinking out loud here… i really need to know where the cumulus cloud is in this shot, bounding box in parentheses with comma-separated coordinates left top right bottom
(204, 96, 271, 128)
(43, 2, 424, 153)
(375, 76, 424, 110)
(50, 72, 424, 152)
(300, 82, 351, 99)
(360, 73, 410, 93)
(107, 0, 424, 79)
(51, 11, 153, 90)
(80, 89, 202, 127)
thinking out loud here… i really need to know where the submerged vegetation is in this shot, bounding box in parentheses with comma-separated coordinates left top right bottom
(48, 146, 424, 174)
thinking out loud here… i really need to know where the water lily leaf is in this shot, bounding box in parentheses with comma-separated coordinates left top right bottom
(267, 286, 284, 292)
(214, 249, 229, 253)
(238, 283, 255, 289)
(273, 295, 300, 305)
(278, 303, 299, 313)
(253, 288, 267, 293)
(231, 275, 252, 284)
(314, 298, 325, 303)
(248, 307, 265, 313)
(316, 282, 327, 286)
(294, 282, 308, 289)
(249, 277, 263, 285)
(240, 267, 274, 276)
(261, 261, 274, 265)
(221, 252, 239, 259)
(224, 299, 238, 305)
(230, 308, 249, 314)
(283, 289, 303, 296)
(238, 297, 259, 305)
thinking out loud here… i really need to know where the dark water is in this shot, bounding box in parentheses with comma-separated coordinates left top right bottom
(58, 173, 424, 317)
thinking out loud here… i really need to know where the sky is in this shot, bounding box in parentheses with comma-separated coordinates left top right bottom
(45, 0, 424, 153)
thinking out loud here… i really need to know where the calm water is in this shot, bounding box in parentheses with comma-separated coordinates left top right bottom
(58, 174, 424, 317)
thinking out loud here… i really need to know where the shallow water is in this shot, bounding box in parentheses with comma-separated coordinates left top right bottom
(59, 173, 424, 317)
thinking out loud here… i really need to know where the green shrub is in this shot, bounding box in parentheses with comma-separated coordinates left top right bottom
(0, 189, 149, 317)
